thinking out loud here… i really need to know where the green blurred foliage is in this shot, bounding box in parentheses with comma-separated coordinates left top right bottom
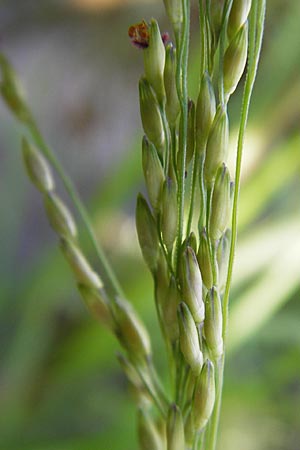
(0, 1, 299, 449)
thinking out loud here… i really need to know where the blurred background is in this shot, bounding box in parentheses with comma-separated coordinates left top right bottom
(0, 1, 300, 449)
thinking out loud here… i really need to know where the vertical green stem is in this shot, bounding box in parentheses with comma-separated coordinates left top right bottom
(222, 0, 266, 338)
(207, 2, 266, 450)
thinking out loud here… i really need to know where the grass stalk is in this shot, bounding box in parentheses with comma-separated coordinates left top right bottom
(208, 2, 266, 450)
(27, 117, 125, 300)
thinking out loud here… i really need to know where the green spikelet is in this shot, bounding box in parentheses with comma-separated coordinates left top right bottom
(139, 77, 165, 156)
(195, 71, 216, 153)
(197, 228, 214, 290)
(204, 287, 223, 359)
(178, 302, 203, 375)
(114, 297, 151, 362)
(204, 105, 229, 185)
(60, 238, 102, 290)
(163, 0, 183, 33)
(192, 359, 216, 431)
(180, 246, 205, 324)
(210, 164, 232, 241)
(44, 192, 77, 240)
(136, 193, 159, 272)
(209, 0, 226, 49)
(228, 0, 252, 39)
(77, 284, 112, 329)
(22, 138, 54, 193)
(142, 136, 165, 211)
(217, 229, 231, 292)
(164, 43, 180, 125)
(224, 22, 249, 97)
(143, 19, 166, 104)
(0, 54, 30, 122)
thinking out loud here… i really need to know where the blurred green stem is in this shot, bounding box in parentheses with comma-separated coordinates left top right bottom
(26, 116, 125, 300)
(223, 0, 266, 339)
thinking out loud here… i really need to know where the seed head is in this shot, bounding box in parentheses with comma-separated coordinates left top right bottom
(22, 138, 54, 193)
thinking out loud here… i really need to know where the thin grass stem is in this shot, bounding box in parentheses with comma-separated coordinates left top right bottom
(207, 2, 266, 450)
(222, 0, 266, 341)
(27, 117, 125, 300)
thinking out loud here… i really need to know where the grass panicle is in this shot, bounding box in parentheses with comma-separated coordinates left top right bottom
(0, 0, 266, 448)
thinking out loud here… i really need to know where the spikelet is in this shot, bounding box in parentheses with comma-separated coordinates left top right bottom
(44, 192, 77, 240)
(204, 105, 229, 185)
(204, 287, 223, 359)
(180, 246, 205, 324)
(136, 193, 159, 272)
(178, 302, 203, 375)
(192, 359, 215, 431)
(22, 138, 54, 193)
(143, 19, 166, 104)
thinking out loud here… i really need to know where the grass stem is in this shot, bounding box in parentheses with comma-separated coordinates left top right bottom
(27, 117, 125, 300)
